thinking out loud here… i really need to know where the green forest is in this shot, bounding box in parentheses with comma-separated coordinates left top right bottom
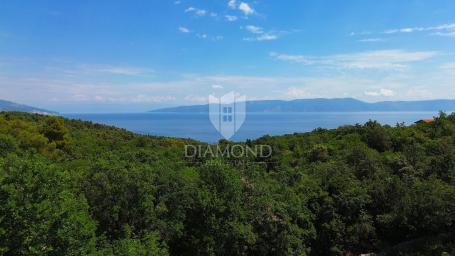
(0, 111, 454, 256)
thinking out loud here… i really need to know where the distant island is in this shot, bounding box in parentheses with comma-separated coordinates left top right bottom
(0, 99, 57, 115)
(151, 98, 455, 113)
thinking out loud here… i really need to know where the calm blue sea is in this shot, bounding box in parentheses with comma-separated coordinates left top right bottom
(65, 112, 442, 143)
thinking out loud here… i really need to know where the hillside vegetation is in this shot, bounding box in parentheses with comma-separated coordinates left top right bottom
(0, 112, 454, 255)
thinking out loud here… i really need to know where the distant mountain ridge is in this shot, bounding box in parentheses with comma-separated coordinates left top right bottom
(151, 98, 455, 113)
(0, 99, 57, 115)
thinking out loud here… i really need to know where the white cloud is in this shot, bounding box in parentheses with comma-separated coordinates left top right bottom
(243, 25, 280, 41)
(97, 67, 145, 76)
(225, 15, 238, 22)
(238, 2, 255, 15)
(385, 28, 415, 34)
(405, 88, 433, 98)
(364, 88, 395, 97)
(185, 95, 207, 103)
(185, 7, 207, 16)
(270, 50, 438, 70)
(384, 23, 455, 37)
(432, 31, 455, 37)
(255, 33, 278, 41)
(269, 52, 313, 64)
(434, 23, 455, 30)
(284, 87, 308, 99)
(3, 69, 455, 110)
(4, 54, 455, 111)
(178, 26, 190, 33)
(177, 26, 221, 41)
(194, 33, 223, 41)
(244, 25, 263, 34)
(212, 84, 223, 89)
(228, 0, 237, 9)
(131, 95, 176, 103)
(88, 94, 177, 103)
(358, 38, 385, 42)
(80, 65, 153, 76)
(349, 31, 372, 36)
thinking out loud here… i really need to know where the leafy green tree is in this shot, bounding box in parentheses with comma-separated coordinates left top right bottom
(363, 121, 392, 152)
(0, 155, 97, 255)
(308, 144, 329, 162)
(0, 134, 17, 157)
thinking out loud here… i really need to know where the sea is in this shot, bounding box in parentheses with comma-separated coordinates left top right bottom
(65, 112, 443, 143)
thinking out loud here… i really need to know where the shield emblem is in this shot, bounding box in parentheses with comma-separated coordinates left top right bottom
(209, 91, 246, 140)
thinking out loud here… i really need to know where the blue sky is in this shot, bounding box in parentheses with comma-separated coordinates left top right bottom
(1, 0, 455, 113)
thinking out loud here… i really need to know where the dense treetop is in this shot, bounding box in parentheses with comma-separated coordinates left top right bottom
(0, 112, 454, 255)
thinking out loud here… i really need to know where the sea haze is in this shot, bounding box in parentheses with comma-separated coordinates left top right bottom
(65, 111, 444, 143)
(152, 98, 455, 113)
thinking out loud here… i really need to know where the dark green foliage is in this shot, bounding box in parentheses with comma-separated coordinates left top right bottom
(0, 112, 454, 255)
(0, 134, 17, 157)
(363, 121, 392, 152)
(0, 155, 97, 255)
(308, 144, 329, 162)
